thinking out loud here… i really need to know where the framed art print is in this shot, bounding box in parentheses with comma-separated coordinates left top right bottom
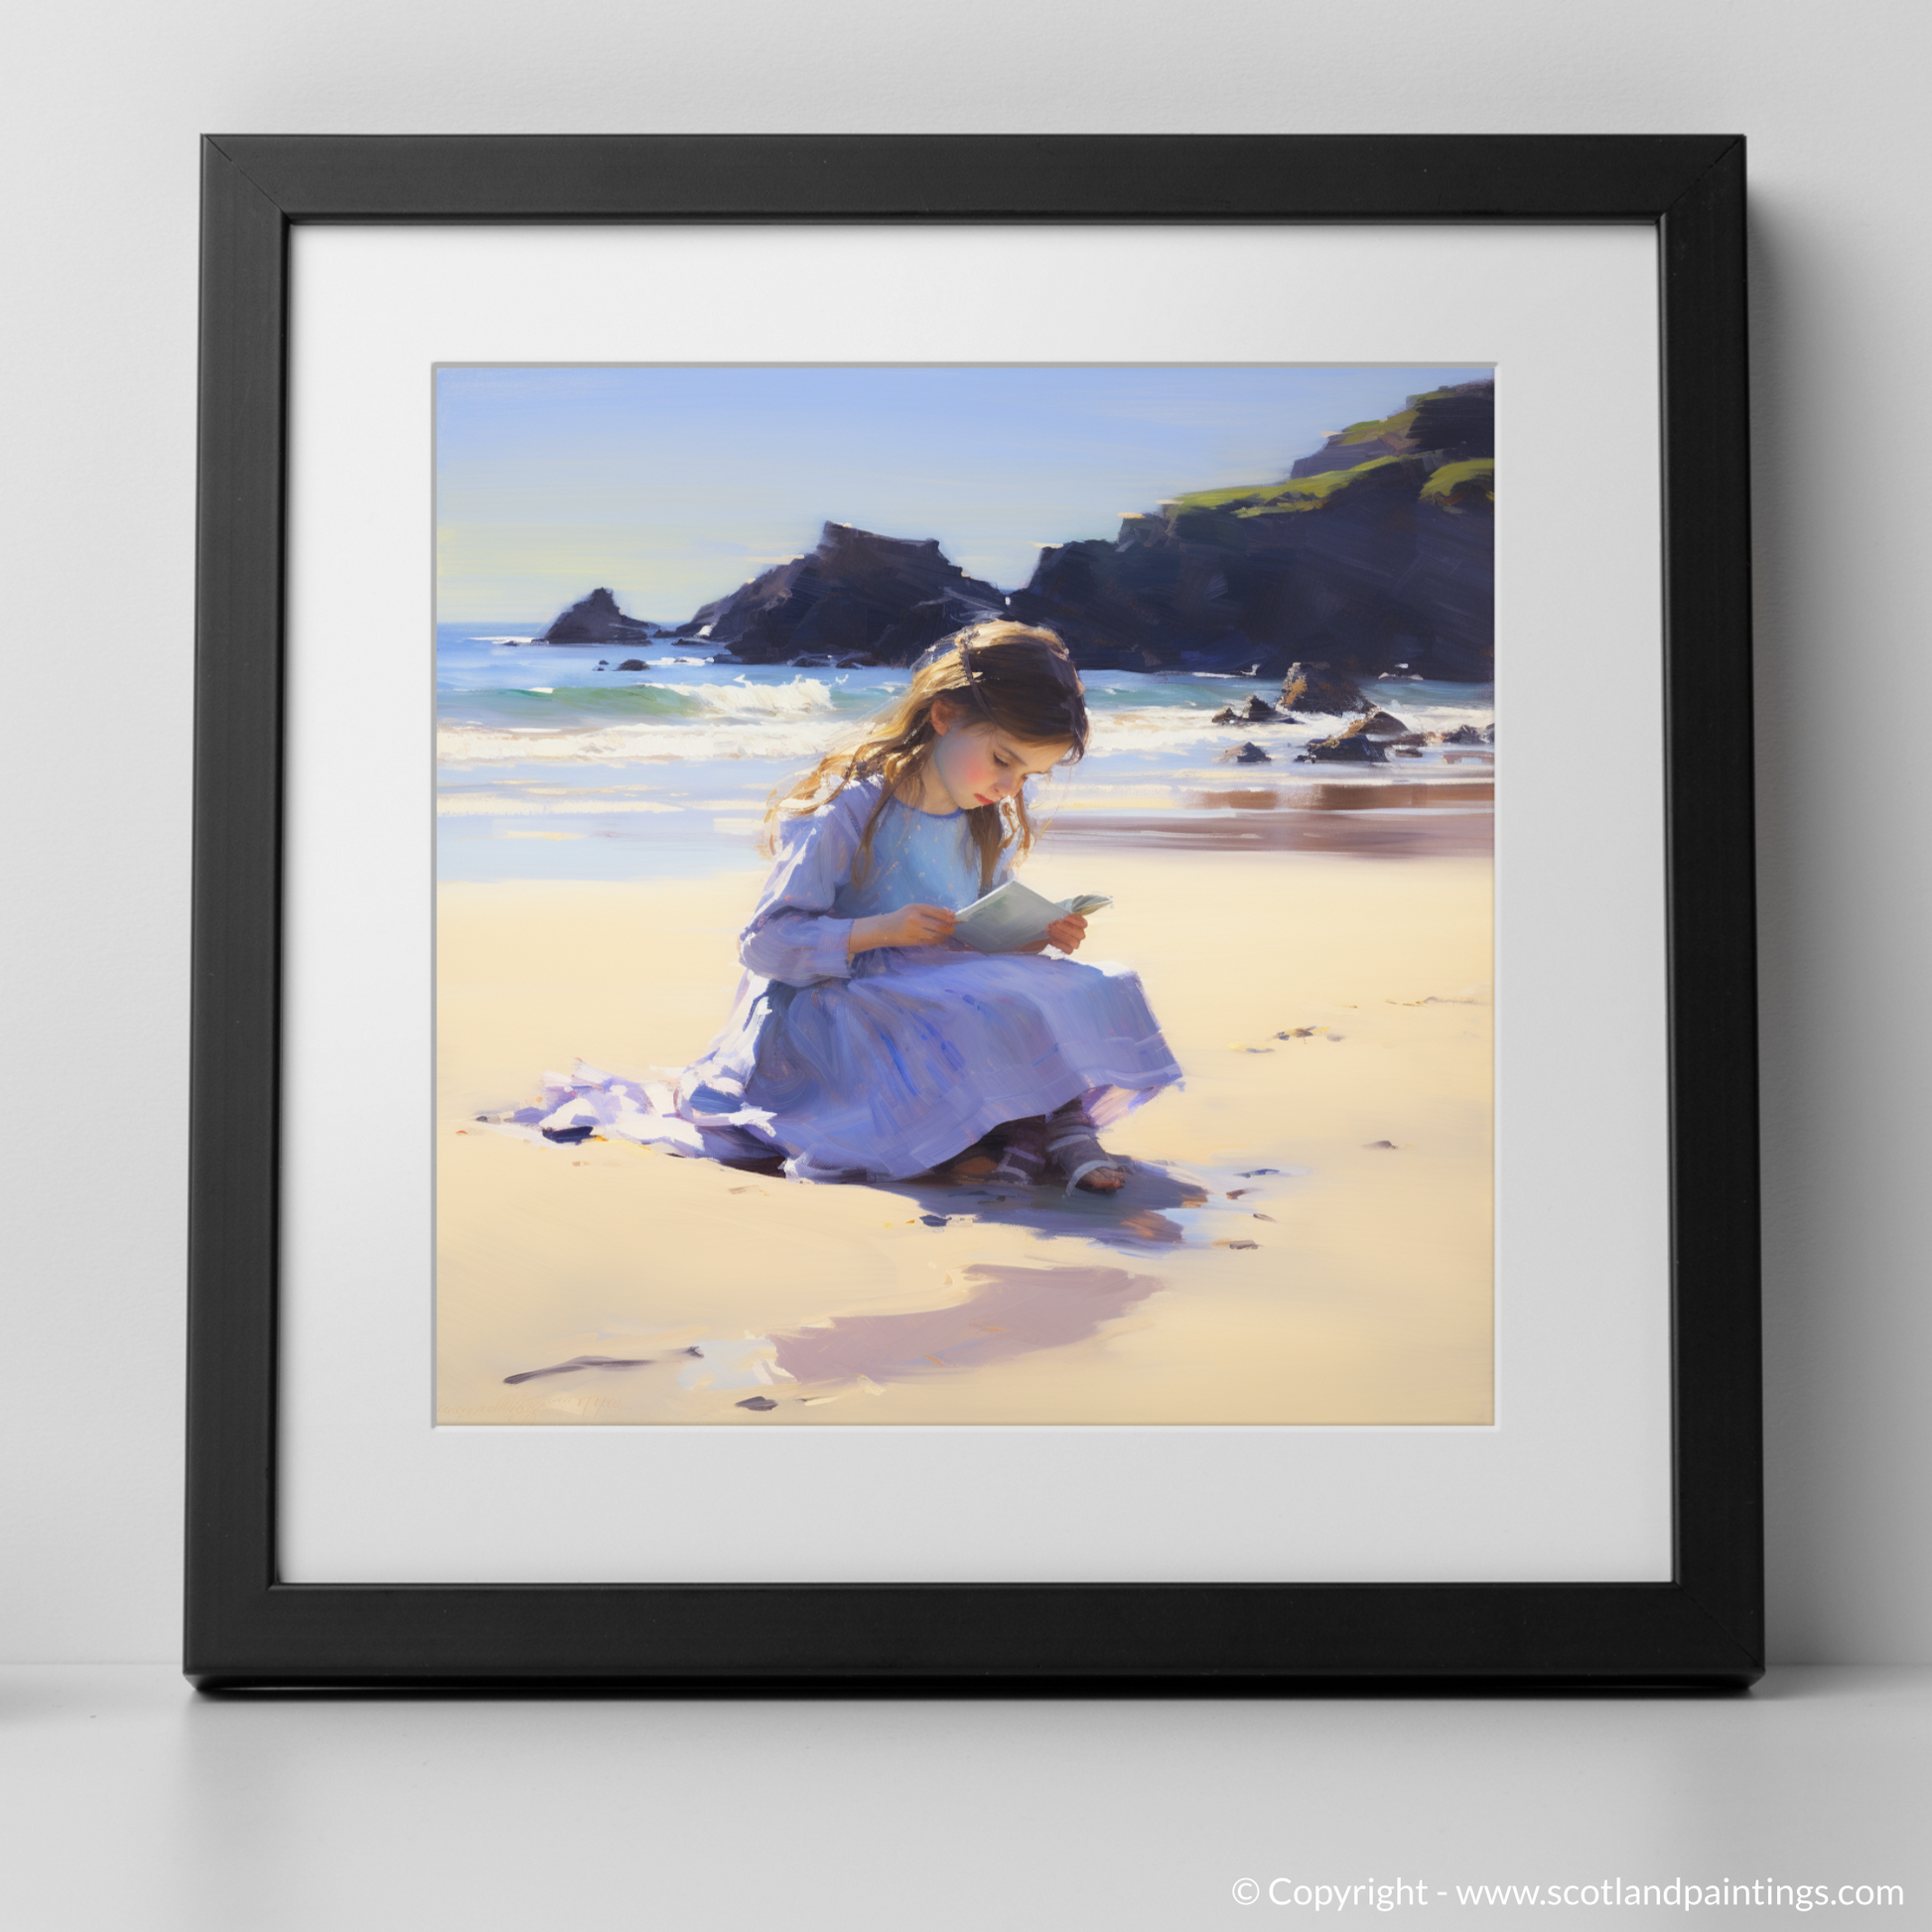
(188, 135, 1761, 1686)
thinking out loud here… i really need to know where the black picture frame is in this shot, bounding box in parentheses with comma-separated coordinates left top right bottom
(188, 133, 1759, 1691)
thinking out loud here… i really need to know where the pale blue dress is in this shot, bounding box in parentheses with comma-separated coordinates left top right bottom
(516, 778, 1183, 1181)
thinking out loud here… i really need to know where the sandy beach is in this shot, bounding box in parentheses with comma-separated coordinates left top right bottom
(436, 807, 1493, 1427)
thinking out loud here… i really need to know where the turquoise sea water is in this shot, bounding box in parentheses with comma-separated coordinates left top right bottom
(435, 622, 1494, 883)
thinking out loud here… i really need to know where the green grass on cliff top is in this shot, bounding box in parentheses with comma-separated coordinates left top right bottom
(1336, 404, 1421, 446)
(1333, 381, 1474, 447)
(1171, 454, 1409, 517)
(1166, 388, 1487, 520)
(1420, 457, 1495, 507)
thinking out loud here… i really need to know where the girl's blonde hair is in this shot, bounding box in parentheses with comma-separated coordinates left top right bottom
(763, 621, 1088, 894)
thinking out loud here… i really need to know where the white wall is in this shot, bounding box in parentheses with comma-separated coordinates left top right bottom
(2, 0, 1925, 1664)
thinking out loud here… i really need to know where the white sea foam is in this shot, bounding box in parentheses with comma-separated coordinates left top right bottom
(437, 792, 682, 815)
(660, 675, 848, 718)
(1084, 707, 1248, 758)
(438, 720, 858, 765)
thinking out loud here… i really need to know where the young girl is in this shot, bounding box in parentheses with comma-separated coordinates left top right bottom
(539, 623, 1182, 1192)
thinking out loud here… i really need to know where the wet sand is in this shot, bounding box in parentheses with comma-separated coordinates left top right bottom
(436, 804, 1493, 1426)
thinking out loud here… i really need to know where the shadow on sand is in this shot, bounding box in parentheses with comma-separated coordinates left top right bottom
(769, 1259, 1170, 1388)
(868, 1154, 1215, 1252)
(497, 1150, 1295, 1401)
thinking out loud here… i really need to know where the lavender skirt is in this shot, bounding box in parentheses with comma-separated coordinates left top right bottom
(498, 946, 1183, 1182)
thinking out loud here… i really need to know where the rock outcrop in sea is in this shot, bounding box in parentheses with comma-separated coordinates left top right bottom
(1280, 662, 1372, 715)
(535, 587, 656, 645)
(675, 522, 1008, 666)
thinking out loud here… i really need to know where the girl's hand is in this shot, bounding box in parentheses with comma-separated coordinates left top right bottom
(853, 901, 957, 953)
(1025, 913, 1086, 954)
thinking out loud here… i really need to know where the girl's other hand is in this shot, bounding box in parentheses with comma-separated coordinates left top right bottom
(882, 901, 958, 948)
(1042, 913, 1087, 953)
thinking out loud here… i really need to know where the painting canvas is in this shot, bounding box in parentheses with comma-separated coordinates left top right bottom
(434, 363, 1496, 1428)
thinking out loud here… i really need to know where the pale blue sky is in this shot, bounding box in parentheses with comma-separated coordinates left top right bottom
(435, 364, 1490, 622)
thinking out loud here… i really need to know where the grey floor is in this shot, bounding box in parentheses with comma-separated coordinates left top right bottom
(3, 1667, 1923, 1928)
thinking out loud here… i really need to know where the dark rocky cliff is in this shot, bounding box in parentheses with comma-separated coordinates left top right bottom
(1007, 380, 1493, 679)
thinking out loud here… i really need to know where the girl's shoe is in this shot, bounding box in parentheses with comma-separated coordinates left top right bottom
(1045, 1103, 1128, 1194)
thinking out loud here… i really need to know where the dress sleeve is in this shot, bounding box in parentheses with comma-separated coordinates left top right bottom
(737, 793, 866, 986)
